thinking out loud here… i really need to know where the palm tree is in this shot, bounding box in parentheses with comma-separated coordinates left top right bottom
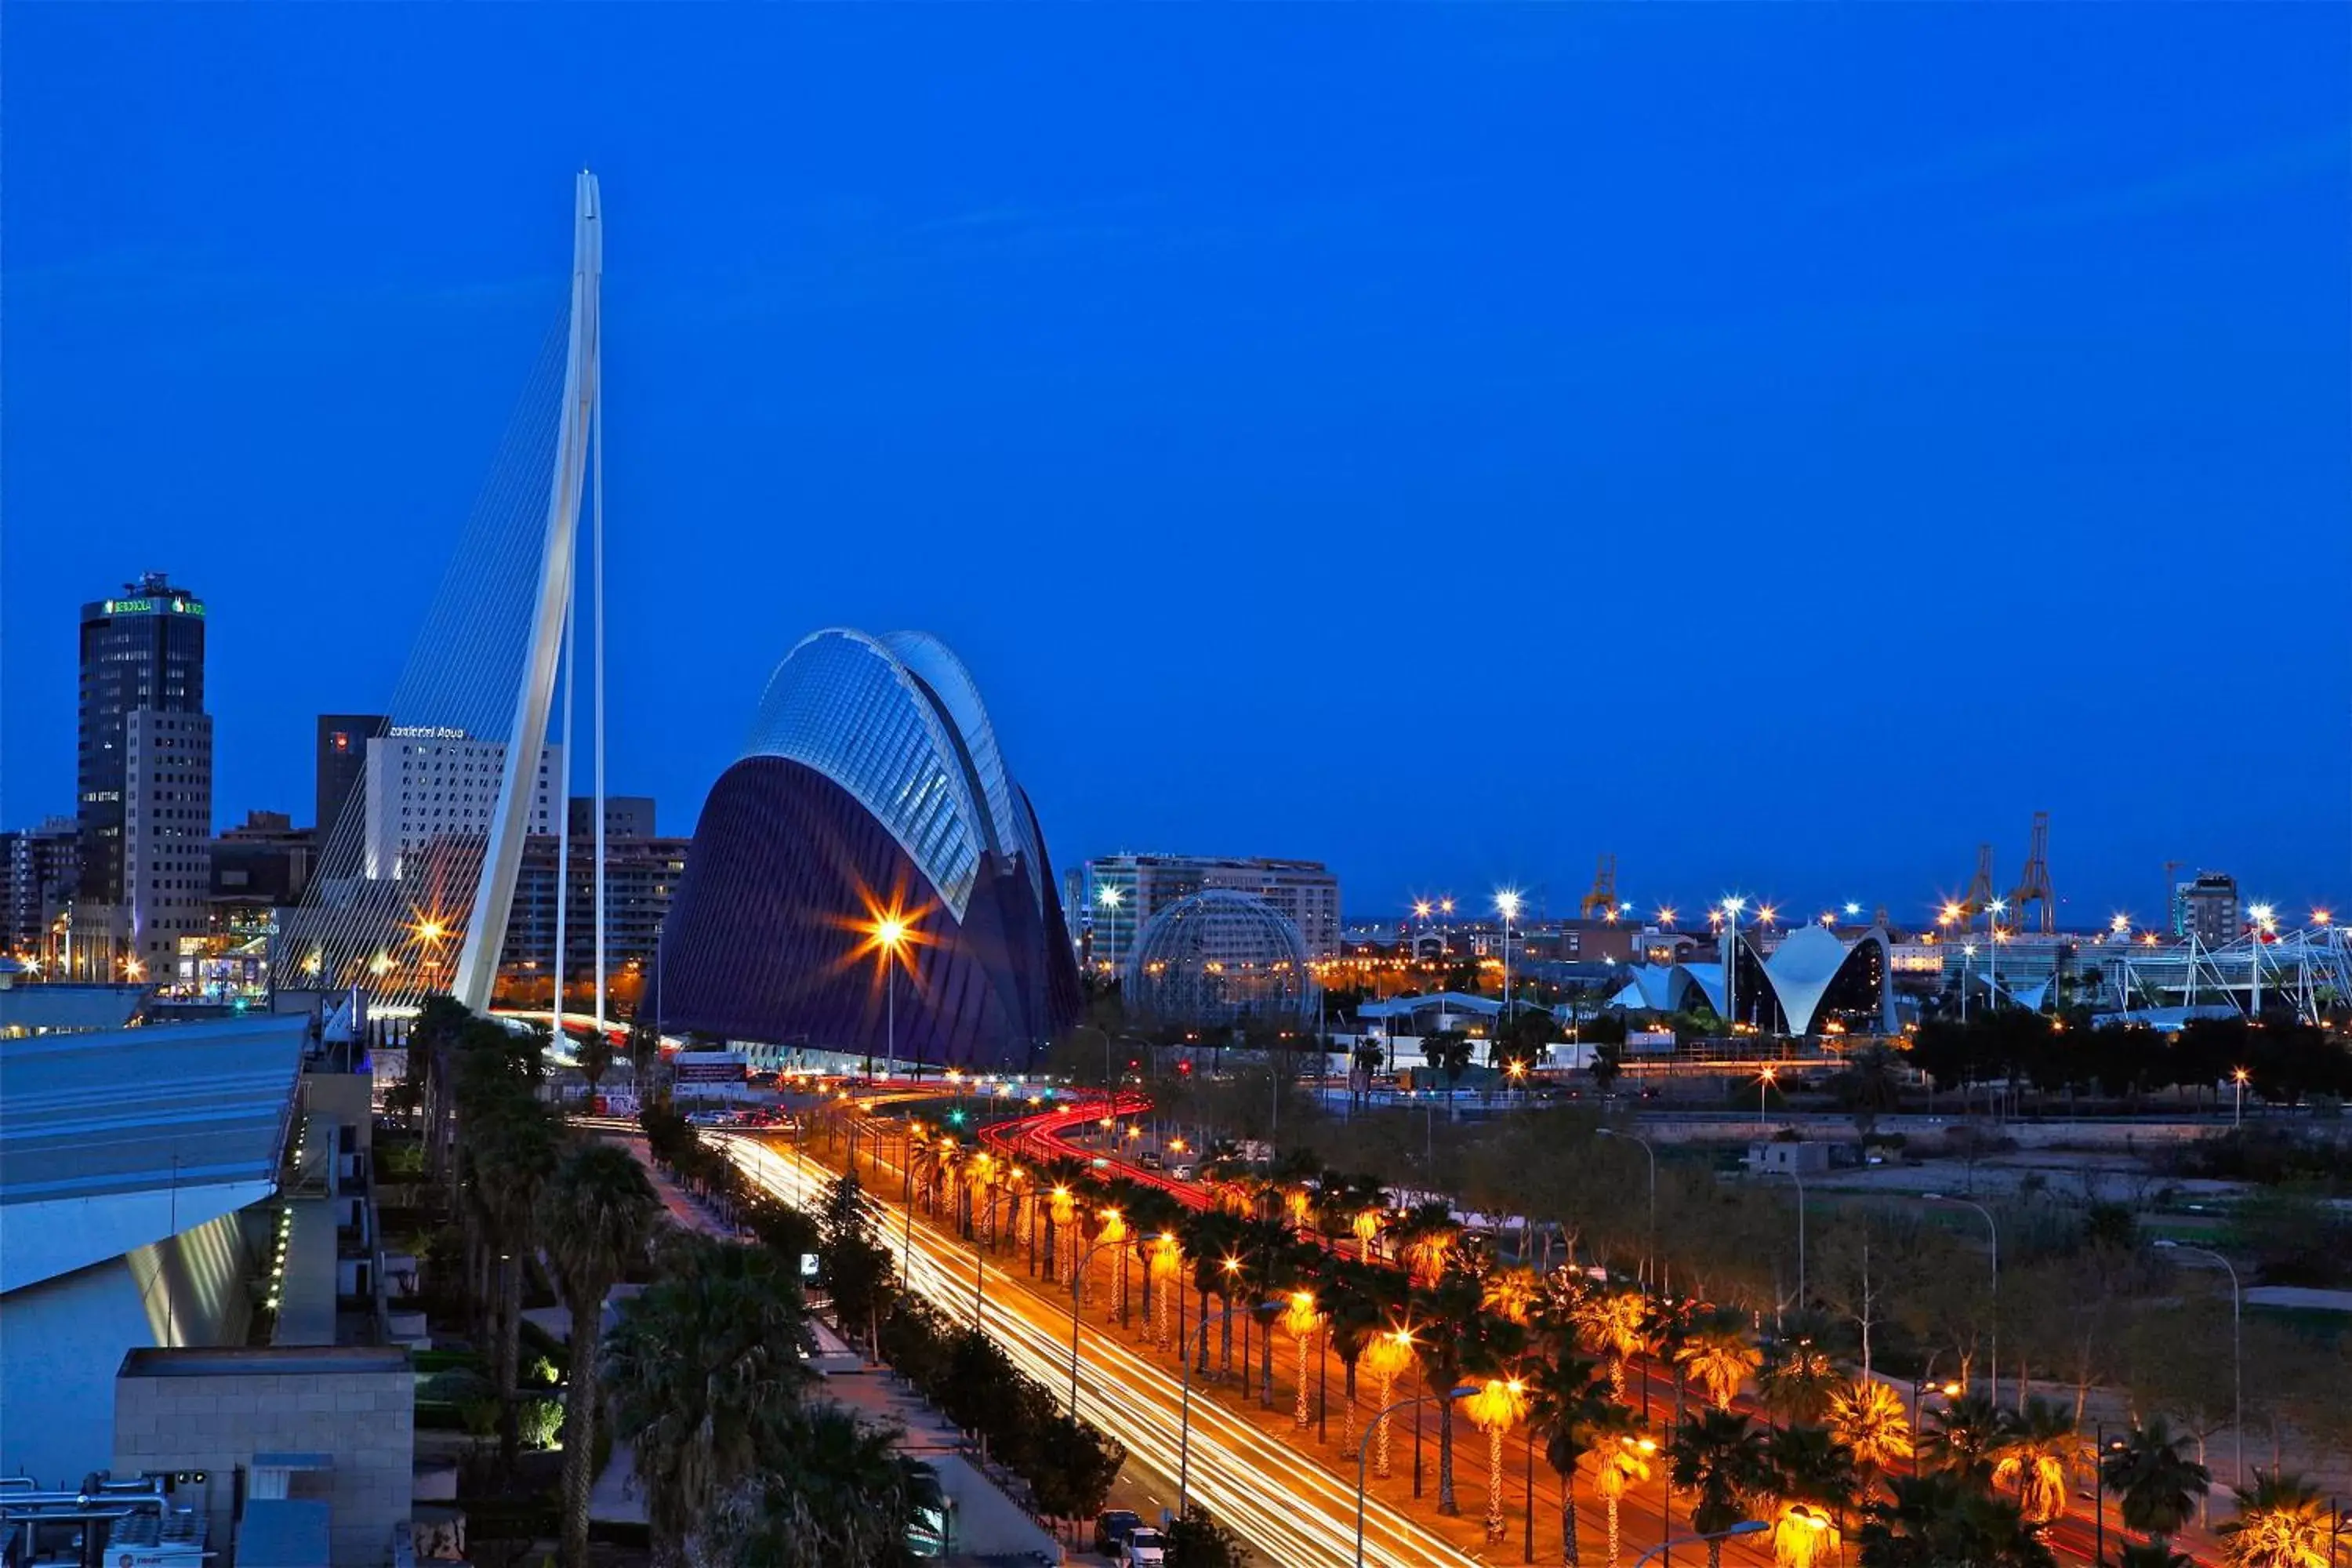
(1321, 1259, 1392, 1452)
(1595, 1426, 1658, 1568)
(2101, 1416, 2211, 1553)
(1411, 1272, 1514, 1516)
(1762, 1424, 1857, 1568)
(473, 1096, 560, 1466)
(1668, 1409, 1772, 1568)
(1236, 1215, 1303, 1406)
(541, 1140, 661, 1568)
(1989, 1397, 2082, 1526)
(1525, 1351, 1618, 1566)
(1393, 1200, 1462, 1287)
(704, 1405, 944, 1566)
(1282, 1288, 1323, 1428)
(1675, 1308, 1764, 1412)
(1483, 1265, 1544, 1328)
(1757, 1339, 1842, 1428)
(604, 1235, 816, 1563)
(1570, 1286, 1653, 1399)
(1467, 1374, 1533, 1545)
(2218, 1471, 2339, 1568)
(1824, 1377, 1914, 1497)
(1922, 1392, 2004, 1483)
(1855, 1471, 2056, 1568)
(1362, 1322, 1417, 1481)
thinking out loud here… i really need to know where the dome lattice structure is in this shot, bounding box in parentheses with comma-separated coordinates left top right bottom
(1125, 889, 1318, 1026)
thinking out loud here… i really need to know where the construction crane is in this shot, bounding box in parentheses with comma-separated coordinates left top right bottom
(2008, 811, 2056, 934)
(1581, 855, 1618, 920)
(1962, 843, 1997, 926)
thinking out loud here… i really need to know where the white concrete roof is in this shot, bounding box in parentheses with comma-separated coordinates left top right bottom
(0, 1014, 308, 1293)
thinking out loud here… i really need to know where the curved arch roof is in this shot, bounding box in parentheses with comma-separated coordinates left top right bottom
(744, 628, 1023, 920)
(878, 631, 1044, 905)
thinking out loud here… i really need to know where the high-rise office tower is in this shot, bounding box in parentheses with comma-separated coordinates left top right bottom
(119, 710, 215, 971)
(316, 714, 390, 847)
(77, 575, 207, 909)
(2, 816, 80, 957)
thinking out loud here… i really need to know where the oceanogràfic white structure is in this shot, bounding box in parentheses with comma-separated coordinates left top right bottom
(1610, 921, 1897, 1036)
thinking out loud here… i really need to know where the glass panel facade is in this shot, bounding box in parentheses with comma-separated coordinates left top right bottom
(742, 630, 985, 917)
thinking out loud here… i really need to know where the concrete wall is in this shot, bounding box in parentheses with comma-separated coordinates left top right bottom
(0, 1210, 251, 1484)
(114, 1349, 414, 1567)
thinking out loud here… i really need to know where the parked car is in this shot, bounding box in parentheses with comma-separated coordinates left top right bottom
(1093, 1510, 1142, 1555)
(1138, 1151, 1163, 1171)
(1119, 1526, 1170, 1566)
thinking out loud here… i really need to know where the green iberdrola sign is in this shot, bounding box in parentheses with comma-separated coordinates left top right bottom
(103, 598, 205, 616)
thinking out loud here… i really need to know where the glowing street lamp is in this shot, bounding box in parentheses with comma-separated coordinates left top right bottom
(2232, 1065, 2249, 1127)
(1495, 890, 1523, 1036)
(1757, 1064, 1778, 1131)
(1843, 902, 1861, 917)
(870, 912, 911, 1080)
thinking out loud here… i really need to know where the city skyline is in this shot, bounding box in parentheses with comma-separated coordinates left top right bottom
(5, 5, 2349, 917)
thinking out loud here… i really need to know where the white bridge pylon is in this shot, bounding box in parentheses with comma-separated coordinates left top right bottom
(452, 171, 605, 1018)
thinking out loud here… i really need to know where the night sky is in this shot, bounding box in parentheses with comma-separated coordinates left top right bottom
(5, 6, 2347, 924)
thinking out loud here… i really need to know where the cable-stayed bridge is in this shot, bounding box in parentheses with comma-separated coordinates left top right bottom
(279, 172, 612, 1027)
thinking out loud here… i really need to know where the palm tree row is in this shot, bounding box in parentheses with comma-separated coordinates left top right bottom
(418, 1001, 949, 1567)
(941, 1128, 2342, 1568)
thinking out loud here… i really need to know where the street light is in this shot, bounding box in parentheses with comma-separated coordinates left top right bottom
(1961, 943, 1977, 1022)
(2233, 1065, 2250, 1127)
(1067, 1231, 1127, 1417)
(1632, 1522, 1769, 1568)
(1496, 890, 1523, 1043)
(1771, 1164, 1806, 1315)
(1922, 1192, 1998, 1403)
(1756, 1064, 1777, 1133)
(2156, 1240, 2242, 1490)
(1178, 1298, 1278, 1518)
(1986, 900, 2007, 1004)
(1353, 1384, 1477, 1566)
(1596, 1127, 1657, 1295)
(866, 911, 912, 1081)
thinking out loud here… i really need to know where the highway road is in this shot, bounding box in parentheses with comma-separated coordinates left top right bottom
(722, 1129, 1508, 1566)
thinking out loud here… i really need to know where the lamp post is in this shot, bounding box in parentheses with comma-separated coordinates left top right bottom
(1986, 899, 2007, 1009)
(1096, 884, 1123, 1030)
(1353, 1385, 1476, 1566)
(1177, 1299, 1272, 1519)
(2157, 1239, 2242, 1489)
(1067, 1232, 1126, 1418)
(1632, 1522, 1769, 1568)
(1910, 1362, 1960, 1477)
(1961, 942, 1976, 1023)
(866, 913, 910, 1081)
(972, 1187, 1021, 1330)
(1757, 1064, 1777, 1134)
(2233, 1065, 2249, 1127)
(1773, 1163, 1806, 1314)
(1922, 1192, 1998, 1404)
(1597, 1127, 1657, 1295)
(1497, 890, 1523, 1051)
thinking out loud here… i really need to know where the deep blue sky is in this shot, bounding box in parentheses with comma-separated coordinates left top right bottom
(5, 6, 2347, 925)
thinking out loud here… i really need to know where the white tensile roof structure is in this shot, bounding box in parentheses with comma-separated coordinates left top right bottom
(1608, 924, 1897, 1036)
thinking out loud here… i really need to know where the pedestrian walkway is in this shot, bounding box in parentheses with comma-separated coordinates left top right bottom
(591, 1127, 1060, 1559)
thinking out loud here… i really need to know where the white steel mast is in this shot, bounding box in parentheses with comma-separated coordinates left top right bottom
(454, 170, 601, 1012)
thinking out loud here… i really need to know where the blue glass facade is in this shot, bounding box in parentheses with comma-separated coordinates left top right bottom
(659, 630, 1080, 1069)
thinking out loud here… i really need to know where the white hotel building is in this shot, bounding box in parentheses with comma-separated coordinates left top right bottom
(361, 728, 560, 880)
